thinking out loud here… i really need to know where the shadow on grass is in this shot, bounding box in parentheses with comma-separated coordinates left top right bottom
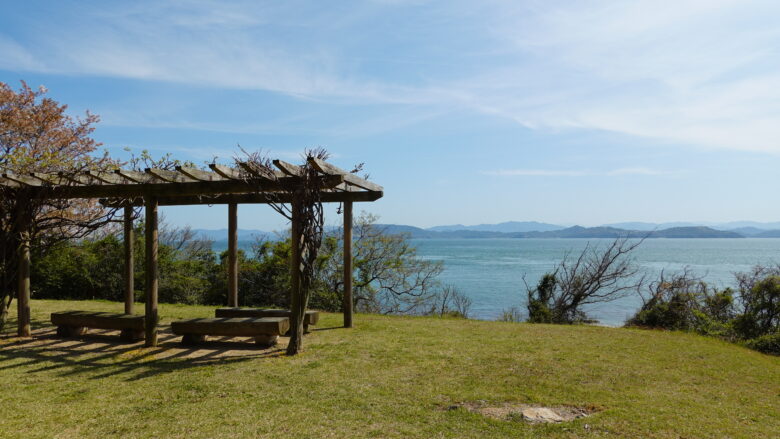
(0, 323, 286, 382)
(311, 326, 344, 332)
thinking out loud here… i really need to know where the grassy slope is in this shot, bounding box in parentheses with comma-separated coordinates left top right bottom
(0, 299, 778, 439)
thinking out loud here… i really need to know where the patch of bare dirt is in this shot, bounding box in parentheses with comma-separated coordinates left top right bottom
(448, 401, 598, 423)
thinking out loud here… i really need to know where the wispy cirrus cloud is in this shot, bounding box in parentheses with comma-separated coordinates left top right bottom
(483, 167, 668, 177)
(3, 0, 780, 153)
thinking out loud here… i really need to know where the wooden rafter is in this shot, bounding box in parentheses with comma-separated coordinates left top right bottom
(145, 168, 198, 183)
(209, 164, 243, 180)
(2, 172, 42, 187)
(308, 157, 383, 192)
(85, 171, 125, 184)
(176, 166, 225, 182)
(273, 159, 303, 177)
(238, 161, 285, 179)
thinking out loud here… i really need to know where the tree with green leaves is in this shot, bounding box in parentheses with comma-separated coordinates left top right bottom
(318, 213, 444, 315)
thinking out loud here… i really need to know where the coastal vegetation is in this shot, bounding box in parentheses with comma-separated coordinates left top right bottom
(627, 266, 780, 354)
(525, 237, 644, 324)
(519, 236, 780, 355)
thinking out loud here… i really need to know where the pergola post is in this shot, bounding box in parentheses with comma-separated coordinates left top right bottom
(287, 197, 304, 351)
(17, 229, 31, 337)
(343, 201, 353, 328)
(123, 206, 134, 315)
(144, 196, 159, 347)
(228, 202, 238, 307)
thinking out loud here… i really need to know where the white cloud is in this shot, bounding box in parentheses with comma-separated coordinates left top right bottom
(483, 168, 667, 177)
(4, 0, 780, 153)
(0, 36, 45, 71)
(460, 0, 780, 153)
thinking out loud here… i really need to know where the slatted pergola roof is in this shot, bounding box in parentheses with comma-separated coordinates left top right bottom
(0, 157, 383, 205)
(5, 156, 381, 347)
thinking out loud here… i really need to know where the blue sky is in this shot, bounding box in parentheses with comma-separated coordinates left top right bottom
(2, 0, 780, 231)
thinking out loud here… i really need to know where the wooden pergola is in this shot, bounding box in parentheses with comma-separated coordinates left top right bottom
(2, 157, 382, 346)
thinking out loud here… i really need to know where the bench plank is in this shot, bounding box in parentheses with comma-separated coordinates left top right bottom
(215, 308, 319, 325)
(170, 317, 289, 337)
(51, 311, 145, 331)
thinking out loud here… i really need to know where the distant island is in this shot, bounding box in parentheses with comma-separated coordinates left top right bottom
(195, 220, 780, 241)
(377, 225, 745, 239)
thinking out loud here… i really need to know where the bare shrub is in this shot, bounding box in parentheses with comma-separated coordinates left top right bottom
(526, 237, 645, 324)
(429, 285, 472, 318)
(499, 306, 524, 323)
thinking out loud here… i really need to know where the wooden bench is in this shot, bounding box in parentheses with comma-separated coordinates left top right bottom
(51, 311, 145, 342)
(215, 308, 320, 333)
(170, 317, 290, 347)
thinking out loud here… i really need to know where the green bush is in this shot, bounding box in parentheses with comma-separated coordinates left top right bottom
(628, 268, 780, 354)
(733, 276, 780, 339)
(626, 270, 735, 338)
(526, 273, 555, 323)
(743, 333, 780, 355)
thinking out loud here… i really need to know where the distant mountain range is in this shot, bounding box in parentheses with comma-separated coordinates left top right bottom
(191, 228, 271, 241)
(428, 221, 565, 233)
(377, 225, 744, 239)
(603, 221, 780, 232)
(193, 221, 780, 241)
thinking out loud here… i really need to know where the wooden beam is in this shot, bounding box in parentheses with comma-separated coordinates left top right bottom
(84, 171, 125, 184)
(123, 206, 134, 315)
(37, 177, 306, 199)
(99, 190, 383, 207)
(2, 172, 41, 187)
(237, 161, 285, 179)
(227, 203, 238, 307)
(145, 168, 198, 183)
(62, 173, 95, 185)
(333, 182, 362, 192)
(343, 201, 353, 328)
(29, 172, 67, 185)
(308, 157, 384, 192)
(0, 177, 23, 188)
(273, 160, 303, 177)
(116, 169, 159, 184)
(144, 196, 159, 347)
(176, 166, 226, 182)
(17, 229, 31, 337)
(209, 164, 243, 180)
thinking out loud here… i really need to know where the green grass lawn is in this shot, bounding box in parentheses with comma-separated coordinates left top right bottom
(1, 299, 778, 438)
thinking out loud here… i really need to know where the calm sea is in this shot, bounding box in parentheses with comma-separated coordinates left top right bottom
(412, 238, 780, 325)
(215, 238, 780, 326)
